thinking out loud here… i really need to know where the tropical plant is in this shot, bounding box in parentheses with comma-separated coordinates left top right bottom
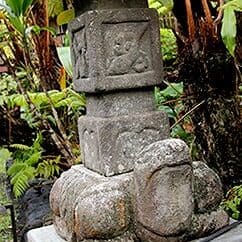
(222, 185, 242, 220)
(171, 0, 241, 190)
(160, 28, 177, 62)
(0, 0, 86, 166)
(148, 0, 174, 15)
(154, 82, 197, 157)
(6, 133, 61, 198)
(220, 0, 242, 56)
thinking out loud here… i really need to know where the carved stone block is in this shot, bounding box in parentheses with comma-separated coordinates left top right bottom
(50, 165, 133, 242)
(134, 139, 194, 237)
(78, 111, 169, 176)
(193, 161, 223, 213)
(86, 90, 155, 117)
(69, 8, 163, 93)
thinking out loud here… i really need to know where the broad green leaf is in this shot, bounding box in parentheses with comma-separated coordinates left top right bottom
(8, 16, 25, 35)
(57, 46, 72, 77)
(48, 0, 64, 17)
(5, 0, 22, 16)
(57, 9, 75, 25)
(22, 0, 33, 15)
(160, 82, 183, 98)
(221, 5, 237, 56)
(158, 105, 175, 118)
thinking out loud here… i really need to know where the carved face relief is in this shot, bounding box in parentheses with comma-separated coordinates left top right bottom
(72, 28, 89, 79)
(103, 22, 152, 76)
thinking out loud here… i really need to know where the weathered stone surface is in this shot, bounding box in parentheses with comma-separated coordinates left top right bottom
(86, 90, 155, 117)
(51, 165, 104, 241)
(135, 223, 184, 242)
(78, 111, 169, 176)
(74, 0, 148, 16)
(27, 225, 137, 242)
(193, 161, 223, 213)
(82, 231, 137, 242)
(207, 222, 242, 242)
(134, 139, 193, 237)
(74, 175, 133, 240)
(50, 165, 133, 241)
(192, 219, 242, 242)
(190, 209, 229, 239)
(69, 8, 162, 93)
(26, 225, 66, 242)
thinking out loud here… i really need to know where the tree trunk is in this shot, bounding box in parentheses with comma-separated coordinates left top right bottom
(173, 0, 242, 191)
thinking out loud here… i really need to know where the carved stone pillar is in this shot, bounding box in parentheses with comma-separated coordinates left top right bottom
(69, 7, 169, 176)
(49, 1, 229, 241)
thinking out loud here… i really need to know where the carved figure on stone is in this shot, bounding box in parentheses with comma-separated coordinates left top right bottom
(107, 29, 150, 75)
(73, 30, 88, 79)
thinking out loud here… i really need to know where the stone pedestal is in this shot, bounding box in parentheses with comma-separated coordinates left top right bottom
(50, 3, 229, 242)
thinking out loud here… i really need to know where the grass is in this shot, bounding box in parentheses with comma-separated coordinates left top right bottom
(0, 152, 13, 242)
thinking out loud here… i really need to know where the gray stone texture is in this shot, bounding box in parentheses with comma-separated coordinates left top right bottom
(74, 0, 148, 16)
(78, 111, 169, 176)
(69, 8, 163, 93)
(190, 209, 229, 239)
(135, 223, 185, 242)
(193, 161, 223, 213)
(207, 222, 242, 242)
(86, 90, 155, 118)
(49, 2, 229, 241)
(50, 165, 133, 241)
(134, 139, 194, 237)
(26, 225, 67, 242)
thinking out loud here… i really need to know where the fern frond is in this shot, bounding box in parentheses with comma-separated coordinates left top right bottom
(36, 156, 60, 178)
(25, 151, 42, 166)
(10, 166, 35, 198)
(10, 143, 31, 151)
(32, 132, 43, 151)
(7, 162, 26, 177)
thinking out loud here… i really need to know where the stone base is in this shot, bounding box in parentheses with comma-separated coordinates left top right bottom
(26, 225, 66, 242)
(26, 225, 137, 242)
(26, 222, 242, 242)
(50, 165, 134, 241)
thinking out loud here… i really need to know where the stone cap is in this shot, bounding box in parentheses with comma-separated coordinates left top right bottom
(69, 8, 163, 93)
(73, 0, 148, 16)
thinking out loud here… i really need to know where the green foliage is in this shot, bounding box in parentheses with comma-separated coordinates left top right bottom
(155, 83, 196, 157)
(221, 185, 242, 220)
(221, 0, 242, 56)
(0, 83, 86, 128)
(0, 148, 11, 166)
(57, 46, 72, 77)
(57, 8, 75, 25)
(0, 169, 11, 241)
(36, 156, 60, 178)
(148, 0, 173, 15)
(160, 28, 177, 61)
(6, 133, 61, 198)
(5, 0, 33, 17)
(48, 0, 64, 18)
(0, 0, 83, 171)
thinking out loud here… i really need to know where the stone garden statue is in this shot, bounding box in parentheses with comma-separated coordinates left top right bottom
(50, 0, 229, 241)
